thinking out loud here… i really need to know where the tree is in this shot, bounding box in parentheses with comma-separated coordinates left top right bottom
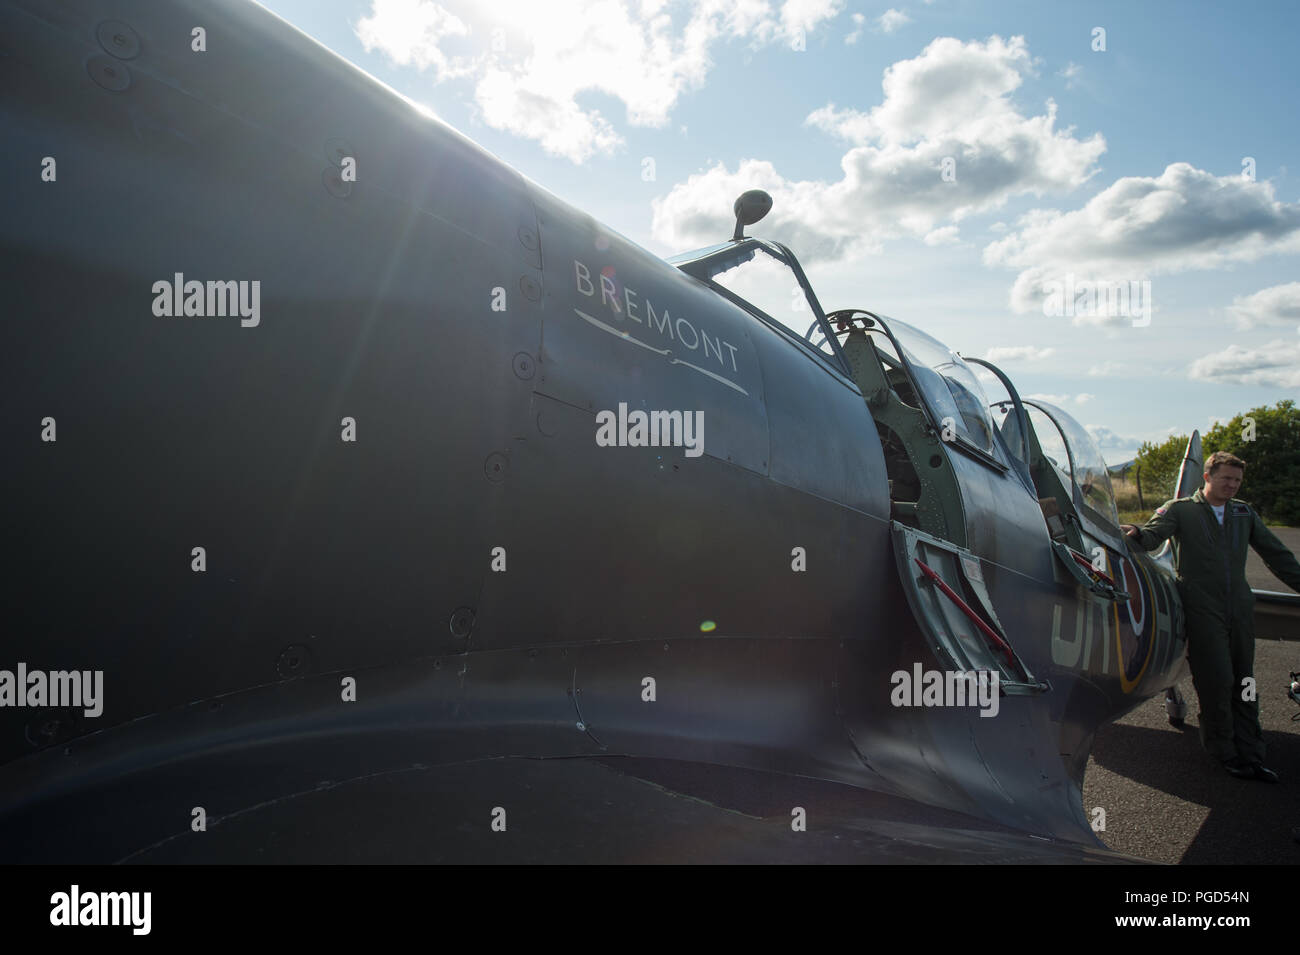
(1133, 433, 1189, 506)
(1203, 400, 1300, 524)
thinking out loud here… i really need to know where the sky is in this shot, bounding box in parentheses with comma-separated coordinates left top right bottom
(258, 0, 1300, 466)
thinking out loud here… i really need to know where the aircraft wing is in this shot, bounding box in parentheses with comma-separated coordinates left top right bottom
(0, 716, 1140, 864)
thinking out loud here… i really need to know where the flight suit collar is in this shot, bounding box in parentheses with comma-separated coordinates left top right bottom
(1192, 488, 1241, 514)
(1192, 488, 1241, 550)
(1193, 487, 1226, 513)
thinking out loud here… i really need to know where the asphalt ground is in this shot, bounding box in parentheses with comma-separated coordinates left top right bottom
(1084, 608, 1300, 864)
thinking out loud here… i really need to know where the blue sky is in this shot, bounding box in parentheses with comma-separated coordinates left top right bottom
(259, 0, 1300, 466)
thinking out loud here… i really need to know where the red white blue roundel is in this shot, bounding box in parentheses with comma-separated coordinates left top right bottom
(1116, 553, 1155, 684)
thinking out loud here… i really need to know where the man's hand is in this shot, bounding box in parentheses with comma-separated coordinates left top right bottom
(1120, 523, 1140, 539)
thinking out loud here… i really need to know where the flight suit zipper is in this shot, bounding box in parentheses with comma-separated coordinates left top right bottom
(1228, 504, 1241, 619)
(1198, 501, 1232, 622)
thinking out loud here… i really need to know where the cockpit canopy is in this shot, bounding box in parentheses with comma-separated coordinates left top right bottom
(671, 239, 1007, 469)
(669, 231, 1121, 548)
(1020, 400, 1119, 527)
(885, 319, 998, 457)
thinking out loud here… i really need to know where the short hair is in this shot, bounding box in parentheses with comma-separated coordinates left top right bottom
(1206, 451, 1246, 475)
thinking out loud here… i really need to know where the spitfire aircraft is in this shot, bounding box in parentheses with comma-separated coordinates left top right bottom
(1, 0, 1194, 863)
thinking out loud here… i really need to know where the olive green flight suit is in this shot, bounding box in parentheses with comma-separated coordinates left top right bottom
(1134, 489, 1300, 763)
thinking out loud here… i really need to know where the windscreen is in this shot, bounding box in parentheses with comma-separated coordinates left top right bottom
(888, 319, 997, 455)
(1028, 400, 1120, 526)
(707, 247, 836, 360)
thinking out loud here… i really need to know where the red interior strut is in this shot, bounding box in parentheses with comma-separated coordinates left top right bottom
(914, 557, 1015, 667)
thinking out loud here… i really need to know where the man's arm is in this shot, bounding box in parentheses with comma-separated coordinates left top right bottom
(1249, 510, 1300, 593)
(1122, 501, 1179, 550)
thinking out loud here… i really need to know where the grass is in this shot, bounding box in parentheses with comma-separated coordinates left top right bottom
(1112, 475, 1154, 527)
(1110, 474, 1294, 528)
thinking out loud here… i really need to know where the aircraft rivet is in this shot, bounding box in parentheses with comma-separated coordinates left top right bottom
(518, 227, 538, 250)
(25, 717, 68, 747)
(96, 20, 140, 60)
(323, 137, 354, 165)
(519, 275, 541, 301)
(276, 643, 314, 679)
(484, 451, 508, 482)
(449, 607, 475, 637)
(86, 55, 131, 92)
(322, 167, 352, 198)
(512, 352, 535, 379)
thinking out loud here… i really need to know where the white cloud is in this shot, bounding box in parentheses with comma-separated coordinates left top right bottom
(878, 8, 911, 33)
(1087, 361, 1127, 376)
(984, 162, 1300, 315)
(844, 11, 865, 44)
(474, 67, 623, 160)
(782, 0, 844, 37)
(355, 0, 475, 81)
(807, 35, 1046, 146)
(1226, 281, 1300, 330)
(923, 225, 960, 245)
(1026, 391, 1093, 406)
(985, 345, 1054, 361)
(1057, 61, 1081, 89)
(652, 35, 1105, 257)
(1086, 425, 1144, 453)
(1188, 339, 1300, 387)
(354, 0, 844, 163)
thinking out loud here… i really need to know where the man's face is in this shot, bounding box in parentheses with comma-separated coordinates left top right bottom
(1203, 465, 1244, 503)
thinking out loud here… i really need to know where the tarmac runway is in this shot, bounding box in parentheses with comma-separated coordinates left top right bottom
(1084, 528, 1300, 864)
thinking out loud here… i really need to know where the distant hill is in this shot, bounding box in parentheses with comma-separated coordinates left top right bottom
(1107, 459, 1135, 476)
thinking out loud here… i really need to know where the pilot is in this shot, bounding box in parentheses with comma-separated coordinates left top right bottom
(1121, 451, 1300, 782)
